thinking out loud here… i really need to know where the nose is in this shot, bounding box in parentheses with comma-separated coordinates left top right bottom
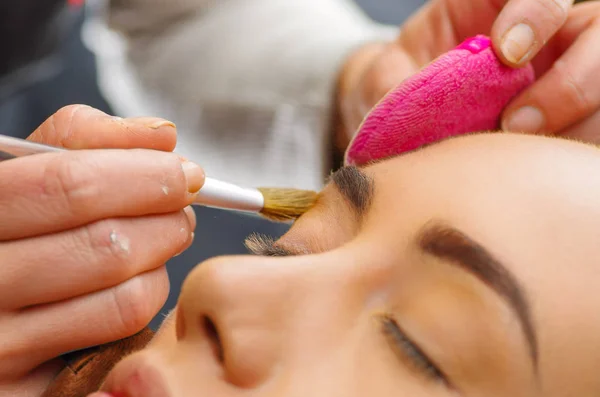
(176, 255, 300, 388)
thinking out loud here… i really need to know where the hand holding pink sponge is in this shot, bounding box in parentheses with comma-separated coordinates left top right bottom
(345, 35, 535, 166)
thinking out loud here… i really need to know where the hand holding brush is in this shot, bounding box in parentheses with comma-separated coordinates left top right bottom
(0, 106, 316, 395)
(0, 134, 317, 221)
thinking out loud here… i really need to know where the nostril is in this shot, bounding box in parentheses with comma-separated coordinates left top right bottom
(203, 316, 224, 363)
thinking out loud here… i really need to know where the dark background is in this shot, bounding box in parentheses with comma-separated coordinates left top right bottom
(0, 0, 425, 330)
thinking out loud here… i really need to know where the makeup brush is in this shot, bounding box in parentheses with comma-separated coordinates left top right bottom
(0, 134, 317, 221)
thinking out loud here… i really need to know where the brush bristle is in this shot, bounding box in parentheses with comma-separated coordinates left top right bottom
(257, 188, 318, 222)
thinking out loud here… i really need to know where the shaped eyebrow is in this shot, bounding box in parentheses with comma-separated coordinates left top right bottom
(418, 223, 538, 370)
(248, 174, 539, 375)
(329, 166, 374, 217)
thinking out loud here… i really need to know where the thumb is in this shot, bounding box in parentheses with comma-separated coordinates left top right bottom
(491, 0, 574, 67)
(501, 18, 600, 134)
(28, 105, 178, 151)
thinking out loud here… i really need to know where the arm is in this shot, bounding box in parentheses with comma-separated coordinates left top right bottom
(106, 0, 397, 112)
(90, 0, 397, 189)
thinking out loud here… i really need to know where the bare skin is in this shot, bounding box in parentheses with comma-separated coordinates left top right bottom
(95, 132, 600, 397)
(0, 106, 202, 397)
(336, 0, 600, 146)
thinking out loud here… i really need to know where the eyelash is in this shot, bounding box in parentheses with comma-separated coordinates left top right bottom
(379, 315, 448, 385)
(248, 236, 447, 385)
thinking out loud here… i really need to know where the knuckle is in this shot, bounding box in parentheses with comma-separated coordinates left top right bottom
(29, 105, 87, 149)
(53, 104, 81, 120)
(109, 275, 163, 336)
(539, 0, 570, 25)
(72, 220, 133, 279)
(553, 59, 593, 115)
(42, 154, 100, 215)
(51, 105, 86, 144)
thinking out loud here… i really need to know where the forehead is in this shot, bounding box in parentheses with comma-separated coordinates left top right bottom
(359, 134, 600, 266)
(344, 134, 600, 389)
(281, 133, 600, 392)
(362, 133, 600, 219)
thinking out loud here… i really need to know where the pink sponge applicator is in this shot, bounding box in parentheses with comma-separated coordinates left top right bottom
(345, 35, 535, 166)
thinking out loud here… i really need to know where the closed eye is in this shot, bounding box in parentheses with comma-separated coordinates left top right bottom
(379, 314, 450, 387)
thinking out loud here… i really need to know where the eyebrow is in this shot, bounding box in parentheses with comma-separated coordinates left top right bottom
(329, 166, 374, 216)
(247, 173, 538, 369)
(245, 233, 296, 256)
(418, 223, 538, 369)
(245, 166, 374, 256)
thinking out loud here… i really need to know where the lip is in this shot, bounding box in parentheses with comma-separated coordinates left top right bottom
(100, 356, 172, 397)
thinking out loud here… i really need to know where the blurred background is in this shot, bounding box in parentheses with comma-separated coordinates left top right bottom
(0, 0, 424, 329)
(0, 0, 425, 137)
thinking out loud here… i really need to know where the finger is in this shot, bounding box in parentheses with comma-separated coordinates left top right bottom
(360, 44, 419, 112)
(0, 209, 194, 309)
(0, 359, 64, 395)
(547, 2, 600, 54)
(502, 19, 600, 134)
(398, 0, 503, 64)
(27, 105, 177, 151)
(2, 267, 169, 378)
(560, 105, 600, 143)
(183, 205, 197, 231)
(0, 149, 204, 240)
(529, 1, 600, 76)
(492, 0, 575, 66)
(176, 206, 197, 255)
(341, 44, 418, 139)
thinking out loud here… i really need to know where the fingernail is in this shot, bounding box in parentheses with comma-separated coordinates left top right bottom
(147, 119, 176, 129)
(183, 205, 196, 230)
(181, 161, 204, 194)
(174, 231, 194, 257)
(503, 106, 545, 133)
(501, 23, 535, 64)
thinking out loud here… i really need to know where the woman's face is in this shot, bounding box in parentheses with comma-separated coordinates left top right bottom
(102, 133, 600, 397)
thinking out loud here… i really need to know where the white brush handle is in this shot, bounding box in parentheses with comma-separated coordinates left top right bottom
(0, 135, 265, 213)
(195, 178, 264, 212)
(0, 135, 63, 159)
